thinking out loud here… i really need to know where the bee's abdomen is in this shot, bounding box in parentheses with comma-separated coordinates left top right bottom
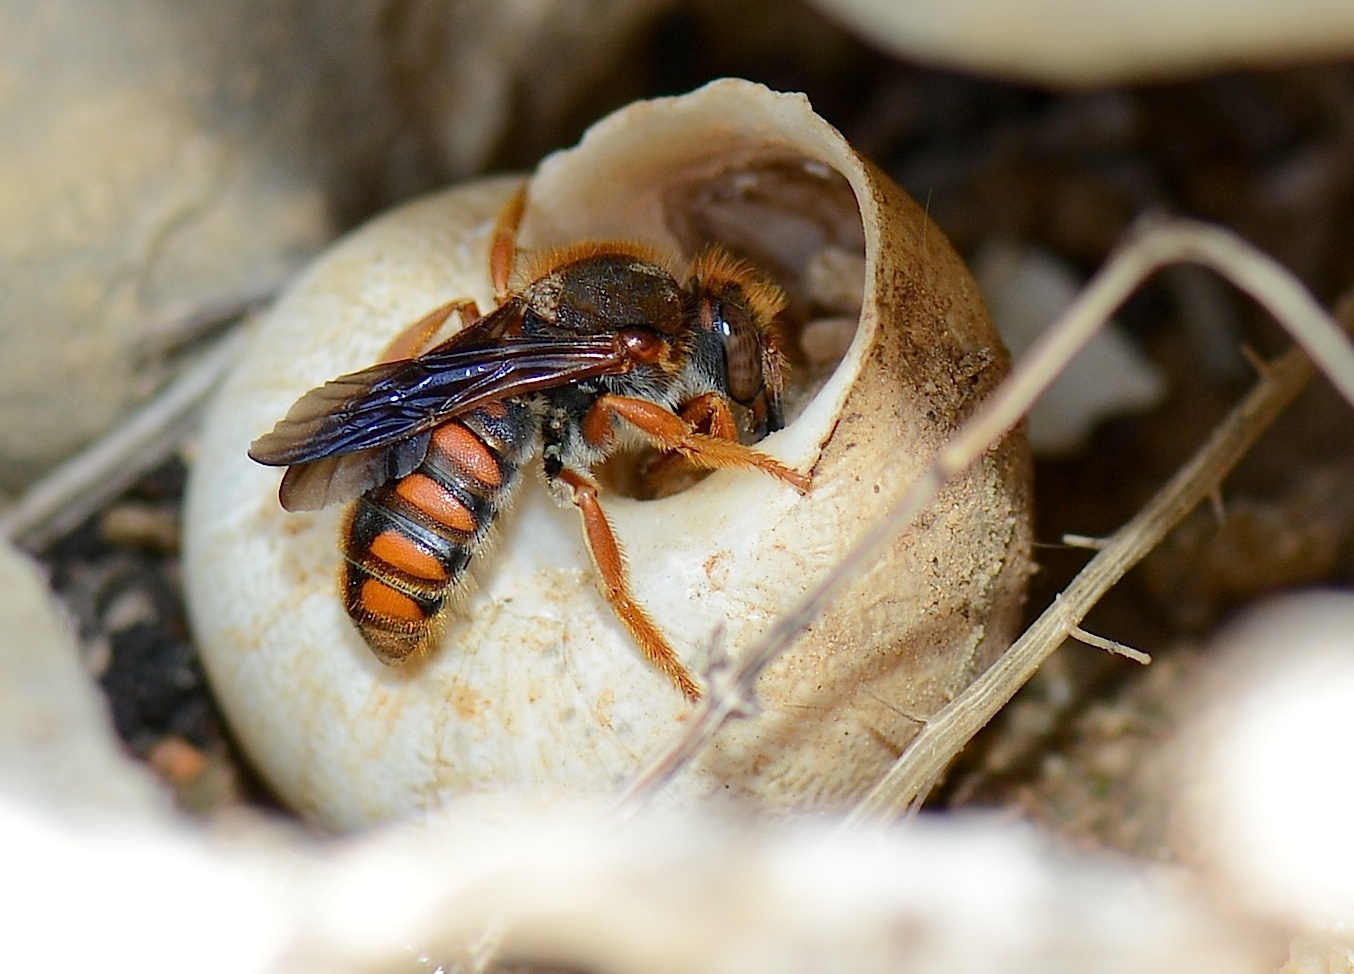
(342, 401, 533, 663)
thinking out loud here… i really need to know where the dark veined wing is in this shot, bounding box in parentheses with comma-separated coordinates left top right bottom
(270, 433, 431, 512)
(250, 335, 631, 466)
(248, 331, 633, 511)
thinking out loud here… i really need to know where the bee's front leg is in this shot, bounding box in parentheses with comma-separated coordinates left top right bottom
(673, 391, 740, 440)
(637, 392, 741, 492)
(583, 395, 811, 493)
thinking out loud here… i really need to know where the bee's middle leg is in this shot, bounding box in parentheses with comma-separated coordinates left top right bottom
(556, 468, 701, 702)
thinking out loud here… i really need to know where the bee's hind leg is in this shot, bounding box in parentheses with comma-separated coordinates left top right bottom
(490, 186, 527, 304)
(381, 183, 526, 364)
(378, 299, 482, 363)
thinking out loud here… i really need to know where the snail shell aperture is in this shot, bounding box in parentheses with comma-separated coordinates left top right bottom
(184, 79, 1032, 830)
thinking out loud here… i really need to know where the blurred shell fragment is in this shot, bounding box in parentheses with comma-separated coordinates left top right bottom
(806, 0, 1354, 86)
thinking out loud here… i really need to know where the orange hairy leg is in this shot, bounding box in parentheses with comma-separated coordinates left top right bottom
(490, 187, 527, 302)
(557, 469, 701, 701)
(378, 299, 482, 363)
(638, 392, 742, 488)
(676, 392, 740, 441)
(585, 395, 811, 493)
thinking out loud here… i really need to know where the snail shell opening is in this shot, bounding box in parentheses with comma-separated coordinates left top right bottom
(184, 80, 1031, 830)
(521, 86, 872, 489)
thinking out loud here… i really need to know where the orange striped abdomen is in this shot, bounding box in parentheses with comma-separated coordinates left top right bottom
(341, 400, 534, 663)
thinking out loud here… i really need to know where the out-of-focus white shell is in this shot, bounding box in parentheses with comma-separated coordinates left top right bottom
(806, 0, 1354, 86)
(184, 79, 1032, 831)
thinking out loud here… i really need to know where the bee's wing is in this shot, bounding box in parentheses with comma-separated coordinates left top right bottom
(248, 332, 630, 511)
(270, 434, 430, 513)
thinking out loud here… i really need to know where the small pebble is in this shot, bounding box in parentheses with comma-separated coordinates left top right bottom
(101, 588, 158, 634)
(99, 502, 181, 552)
(974, 238, 1166, 455)
(148, 736, 208, 786)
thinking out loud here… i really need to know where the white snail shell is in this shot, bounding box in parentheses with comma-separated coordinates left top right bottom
(184, 79, 1032, 830)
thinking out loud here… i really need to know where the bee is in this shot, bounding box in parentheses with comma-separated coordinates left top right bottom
(248, 190, 809, 700)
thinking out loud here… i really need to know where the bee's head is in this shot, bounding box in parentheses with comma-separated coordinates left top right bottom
(689, 248, 788, 437)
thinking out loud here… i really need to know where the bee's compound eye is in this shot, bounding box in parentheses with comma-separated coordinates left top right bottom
(723, 317, 764, 406)
(618, 328, 666, 365)
(704, 298, 764, 407)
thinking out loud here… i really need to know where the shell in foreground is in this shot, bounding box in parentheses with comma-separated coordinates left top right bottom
(184, 79, 1032, 830)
